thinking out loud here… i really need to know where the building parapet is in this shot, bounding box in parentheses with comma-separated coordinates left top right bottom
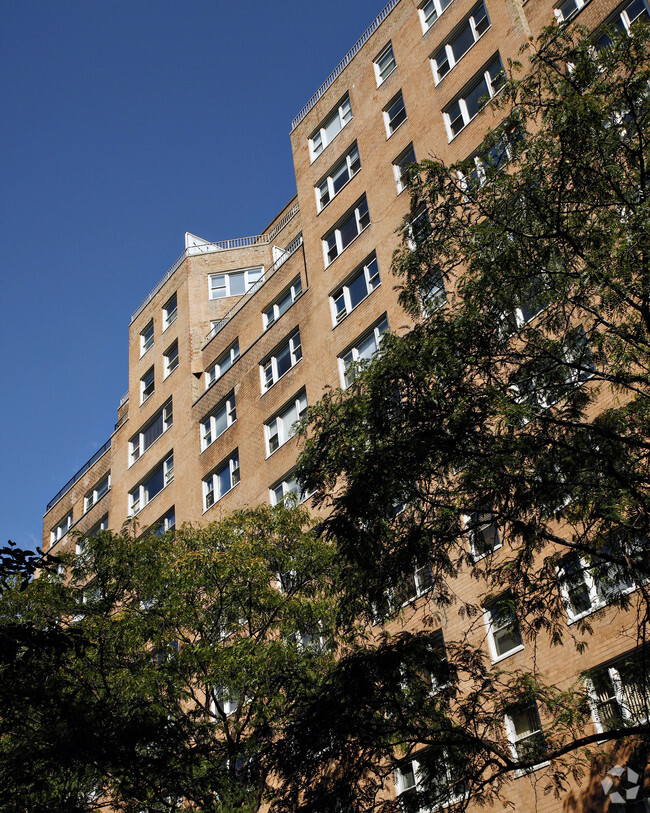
(290, 0, 401, 132)
(45, 440, 112, 514)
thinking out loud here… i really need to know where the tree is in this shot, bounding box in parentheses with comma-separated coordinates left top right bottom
(0, 504, 340, 812)
(288, 21, 650, 812)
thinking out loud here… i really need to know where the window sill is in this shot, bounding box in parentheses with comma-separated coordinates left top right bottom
(324, 224, 371, 270)
(200, 422, 236, 455)
(386, 117, 408, 140)
(567, 585, 636, 625)
(162, 315, 177, 333)
(432, 28, 492, 90)
(472, 542, 502, 562)
(163, 364, 178, 382)
(491, 643, 525, 664)
(129, 477, 174, 519)
(447, 84, 505, 143)
(514, 760, 550, 778)
(82, 488, 110, 517)
(260, 356, 302, 396)
(265, 436, 295, 460)
(316, 170, 361, 216)
(309, 120, 352, 166)
(202, 481, 240, 515)
(331, 284, 381, 329)
(421, 3, 453, 37)
(377, 65, 397, 88)
(128, 426, 172, 469)
(139, 346, 153, 360)
(140, 393, 154, 408)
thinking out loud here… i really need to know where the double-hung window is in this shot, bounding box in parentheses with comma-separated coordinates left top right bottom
(419, 0, 454, 32)
(464, 508, 501, 560)
(140, 320, 154, 356)
(598, 0, 650, 36)
(315, 143, 361, 211)
(339, 315, 389, 388)
(76, 515, 108, 555)
(84, 473, 111, 513)
(261, 329, 302, 392)
(395, 750, 466, 811)
(270, 470, 310, 506)
(393, 143, 417, 193)
(330, 255, 381, 325)
(164, 341, 179, 378)
(151, 506, 176, 537)
(323, 196, 370, 267)
(505, 703, 547, 768)
(586, 651, 650, 732)
(374, 42, 397, 86)
(50, 512, 73, 546)
(211, 687, 240, 718)
(431, 3, 490, 84)
(163, 292, 177, 330)
(140, 367, 154, 404)
(309, 93, 353, 162)
(265, 391, 307, 456)
(209, 267, 264, 300)
(554, 0, 589, 21)
(200, 392, 236, 451)
(129, 451, 174, 515)
(203, 452, 240, 510)
(443, 54, 505, 140)
(484, 593, 524, 661)
(395, 561, 434, 605)
(383, 91, 407, 137)
(263, 277, 303, 329)
(558, 547, 634, 622)
(130, 400, 173, 465)
(206, 340, 240, 389)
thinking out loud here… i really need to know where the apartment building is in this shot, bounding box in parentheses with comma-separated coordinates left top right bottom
(42, 0, 647, 809)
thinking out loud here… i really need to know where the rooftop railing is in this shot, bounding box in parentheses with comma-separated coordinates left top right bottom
(46, 439, 112, 513)
(290, 0, 401, 131)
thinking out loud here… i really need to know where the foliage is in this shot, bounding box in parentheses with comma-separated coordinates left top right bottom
(291, 21, 650, 812)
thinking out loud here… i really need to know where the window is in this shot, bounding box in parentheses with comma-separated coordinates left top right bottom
(393, 143, 417, 193)
(464, 508, 501, 560)
(586, 651, 650, 732)
(597, 0, 650, 40)
(76, 514, 108, 555)
(339, 315, 389, 388)
(203, 452, 240, 510)
(265, 391, 308, 456)
(309, 93, 353, 162)
(505, 703, 547, 767)
(261, 329, 302, 392)
(164, 341, 178, 378)
(558, 548, 634, 622)
(50, 512, 73, 546)
(163, 292, 177, 330)
(140, 367, 154, 404)
(140, 320, 154, 356)
(129, 399, 173, 465)
(263, 277, 303, 329)
(374, 42, 396, 85)
(209, 267, 264, 300)
(554, 0, 589, 21)
(211, 687, 240, 718)
(419, 0, 454, 32)
(206, 340, 240, 389)
(151, 507, 176, 537)
(443, 55, 505, 140)
(201, 392, 236, 450)
(330, 255, 381, 325)
(84, 473, 111, 513)
(315, 143, 361, 211)
(484, 593, 524, 661)
(129, 452, 174, 515)
(461, 126, 521, 191)
(270, 470, 311, 506)
(395, 561, 434, 604)
(383, 91, 407, 137)
(323, 196, 371, 267)
(395, 750, 466, 811)
(408, 207, 432, 249)
(431, 3, 490, 84)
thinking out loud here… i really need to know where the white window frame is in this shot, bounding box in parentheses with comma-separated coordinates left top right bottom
(76, 514, 108, 555)
(206, 340, 240, 389)
(162, 292, 177, 330)
(208, 266, 264, 300)
(129, 399, 173, 466)
(554, 0, 589, 21)
(128, 452, 174, 516)
(151, 506, 176, 537)
(210, 687, 240, 718)
(263, 277, 303, 329)
(265, 391, 308, 457)
(431, 2, 490, 85)
(330, 255, 381, 326)
(270, 470, 311, 506)
(339, 315, 389, 389)
(463, 509, 501, 560)
(383, 91, 407, 138)
(504, 703, 548, 772)
(374, 41, 397, 86)
(84, 473, 111, 513)
(308, 93, 353, 162)
(140, 366, 154, 405)
(203, 452, 240, 511)
(200, 392, 236, 451)
(443, 55, 505, 141)
(483, 594, 524, 662)
(586, 653, 650, 734)
(419, 0, 454, 32)
(395, 751, 466, 811)
(397, 561, 434, 605)
(322, 196, 371, 267)
(50, 512, 73, 546)
(140, 320, 154, 357)
(163, 341, 179, 379)
(603, 0, 650, 32)
(393, 143, 417, 194)
(315, 143, 362, 212)
(260, 329, 302, 393)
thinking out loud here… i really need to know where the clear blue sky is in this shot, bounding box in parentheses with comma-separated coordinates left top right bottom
(0, 0, 385, 551)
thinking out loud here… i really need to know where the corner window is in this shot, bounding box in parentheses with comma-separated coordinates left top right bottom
(265, 391, 307, 456)
(443, 55, 505, 140)
(393, 143, 417, 193)
(163, 292, 178, 330)
(206, 340, 240, 389)
(200, 392, 236, 451)
(260, 329, 302, 393)
(129, 399, 173, 465)
(315, 143, 361, 212)
(203, 452, 240, 510)
(374, 42, 397, 86)
(164, 341, 179, 378)
(84, 473, 111, 513)
(263, 277, 303, 329)
(209, 267, 263, 300)
(140, 320, 154, 356)
(309, 93, 353, 162)
(339, 315, 389, 388)
(419, 0, 454, 32)
(431, 2, 490, 84)
(129, 452, 174, 515)
(322, 196, 371, 267)
(330, 255, 381, 325)
(383, 91, 407, 137)
(50, 512, 73, 546)
(484, 593, 524, 661)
